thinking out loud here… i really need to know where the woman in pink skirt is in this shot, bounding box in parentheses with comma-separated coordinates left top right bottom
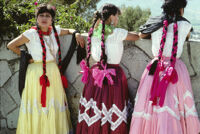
(76, 4, 139, 134)
(129, 0, 200, 134)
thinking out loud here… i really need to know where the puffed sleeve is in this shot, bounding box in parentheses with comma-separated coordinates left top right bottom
(179, 21, 192, 41)
(182, 21, 192, 35)
(55, 25, 61, 35)
(22, 29, 35, 41)
(113, 28, 128, 41)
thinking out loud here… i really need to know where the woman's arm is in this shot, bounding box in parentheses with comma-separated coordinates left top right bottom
(186, 32, 191, 41)
(139, 32, 151, 39)
(60, 28, 85, 48)
(125, 32, 139, 41)
(60, 28, 76, 36)
(7, 34, 29, 56)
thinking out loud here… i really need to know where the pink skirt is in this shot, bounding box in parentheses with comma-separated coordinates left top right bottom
(76, 64, 129, 134)
(129, 58, 200, 134)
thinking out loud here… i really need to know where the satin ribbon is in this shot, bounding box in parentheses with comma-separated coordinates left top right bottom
(157, 66, 178, 106)
(80, 60, 89, 84)
(40, 74, 50, 107)
(148, 60, 178, 106)
(92, 63, 116, 88)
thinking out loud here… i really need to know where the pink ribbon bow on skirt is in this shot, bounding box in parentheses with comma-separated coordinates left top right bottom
(92, 64, 116, 88)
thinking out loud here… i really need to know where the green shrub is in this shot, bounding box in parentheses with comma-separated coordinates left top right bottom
(0, 0, 91, 39)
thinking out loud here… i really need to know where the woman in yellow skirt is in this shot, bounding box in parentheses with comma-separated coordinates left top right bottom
(7, 3, 85, 134)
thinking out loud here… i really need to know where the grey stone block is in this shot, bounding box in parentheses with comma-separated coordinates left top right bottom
(0, 88, 17, 117)
(7, 108, 19, 129)
(0, 41, 19, 61)
(0, 61, 12, 87)
(190, 41, 200, 73)
(0, 118, 7, 129)
(7, 59, 20, 74)
(122, 43, 151, 81)
(65, 83, 80, 130)
(135, 39, 154, 58)
(4, 72, 20, 106)
(127, 78, 139, 103)
(73, 75, 84, 96)
(120, 63, 131, 79)
(0, 128, 16, 134)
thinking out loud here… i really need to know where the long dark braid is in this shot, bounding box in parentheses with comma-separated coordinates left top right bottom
(149, 12, 180, 106)
(35, 23, 68, 107)
(36, 24, 47, 79)
(158, 17, 178, 106)
(35, 23, 50, 107)
(170, 16, 178, 66)
(149, 18, 169, 75)
(99, 5, 120, 66)
(86, 11, 101, 67)
(52, 22, 62, 69)
(51, 22, 68, 88)
(100, 19, 107, 65)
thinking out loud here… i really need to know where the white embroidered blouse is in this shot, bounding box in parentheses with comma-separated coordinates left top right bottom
(91, 28, 128, 64)
(23, 26, 61, 61)
(151, 21, 192, 58)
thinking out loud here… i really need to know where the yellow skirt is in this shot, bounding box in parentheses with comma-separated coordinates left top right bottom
(16, 61, 73, 134)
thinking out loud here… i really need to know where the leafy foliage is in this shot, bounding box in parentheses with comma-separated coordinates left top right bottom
(0, 0, 100, 39)
(118, 6, 151, 32)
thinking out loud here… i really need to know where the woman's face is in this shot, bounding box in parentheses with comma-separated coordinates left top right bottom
(110, 13, 119, 26)
(37, 12, 52, 29)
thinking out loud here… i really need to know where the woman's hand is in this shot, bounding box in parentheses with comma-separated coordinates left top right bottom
(60, 28, 85, 47)
(139, 32, 151, 39)
(29, 59, 34, 63)
(125, 32, 139, 41)
(75, 33, 85, 48)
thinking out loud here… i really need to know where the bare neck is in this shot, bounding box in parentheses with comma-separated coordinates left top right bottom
(40, 26, 48, 32)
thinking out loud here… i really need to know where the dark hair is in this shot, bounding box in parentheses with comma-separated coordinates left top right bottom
(35, 4, 56, 19)
(86, 4, 121, 67)
(162, 0, 187, 16)
(100, 4, 121, 21)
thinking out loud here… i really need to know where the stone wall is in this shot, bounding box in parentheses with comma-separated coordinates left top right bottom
(0, 35, 200, 133)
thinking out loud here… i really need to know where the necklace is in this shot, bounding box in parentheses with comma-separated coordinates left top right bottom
(43, 35, 57, 60)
